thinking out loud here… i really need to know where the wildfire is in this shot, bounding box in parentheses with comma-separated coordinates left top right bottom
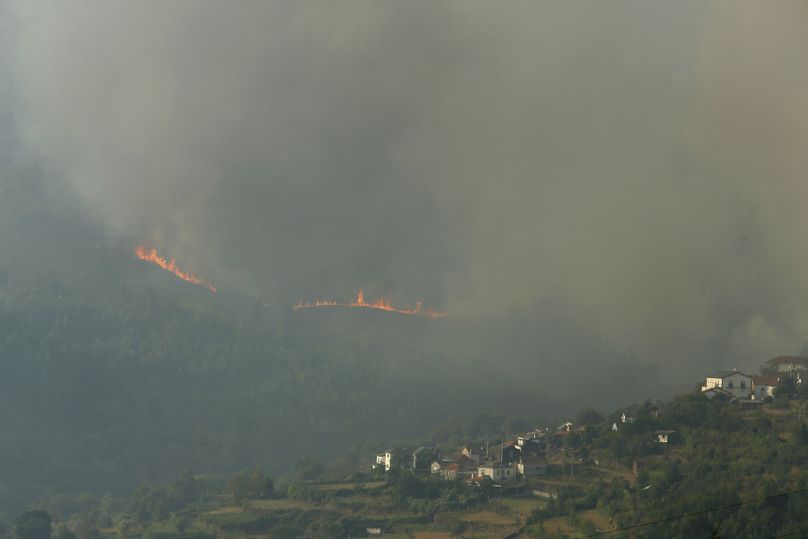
(135, 245, 216, 294)
(293, 289, 446, 318)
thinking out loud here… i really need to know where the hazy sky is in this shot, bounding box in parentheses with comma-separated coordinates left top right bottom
(5, 1, 808, 371)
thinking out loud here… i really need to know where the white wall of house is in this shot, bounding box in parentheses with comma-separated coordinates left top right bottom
(477, 463, 515, 481)
(754, 384, 775, 400)
(702, 372, 751, 399)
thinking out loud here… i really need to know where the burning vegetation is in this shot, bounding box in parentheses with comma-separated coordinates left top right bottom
(135, 245, 216, 294)
(293, 289, 446, 318)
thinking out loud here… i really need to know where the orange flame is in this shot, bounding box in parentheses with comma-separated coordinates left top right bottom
(293, 289, 446, 318)
(135, 245, 216, 294)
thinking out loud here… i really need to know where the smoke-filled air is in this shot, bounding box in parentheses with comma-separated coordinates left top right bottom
(1, 0, 808, 528)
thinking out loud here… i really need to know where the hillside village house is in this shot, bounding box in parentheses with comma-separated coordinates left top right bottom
(376, 449, 410, 472)
(752, 375, 778, 401)
(461, 445, 481, 464)
(655, 430, 676, 444)
(431, 455, 478, 480)
(477, 461, 516, 482)
(702, 370, 752, 399)
(766, 356, 808, 375)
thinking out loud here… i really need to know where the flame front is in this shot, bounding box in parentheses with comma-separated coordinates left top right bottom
(293, 289, 446, 318)
(135, 245, 216, 294)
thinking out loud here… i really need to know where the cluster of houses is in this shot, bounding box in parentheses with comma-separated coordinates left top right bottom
(700, 355, 807, 402)
(374, 431, 553, 483)
(373, 356, 806, 484)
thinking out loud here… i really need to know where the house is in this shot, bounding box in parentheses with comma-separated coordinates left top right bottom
(461, 445, 481, 464)
(517, 430, 546, 446)
(621, 412, 636, 424)
(611, 422, 618, 431)
(375, 454, 386, 469)
(489, 442, 521, 464)
(432, 454, 477, 480)
(437, 462, 459, 480)
(752, 375, 778, 401)
(477, 461, 516, 482)
(366, 527, 383, 536)
(702, 369, 752, 399)
(431, 459, 452, 475)
(383, 450, 397, 472)
(519, 439, 544, 456)
(556, 421, 574, 432)
(655, 430, 676, 444)
(766, 356, 808, 374)
(517, 455, 548, 477)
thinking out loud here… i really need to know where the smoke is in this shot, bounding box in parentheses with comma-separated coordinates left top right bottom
(6, 1, 808, 373)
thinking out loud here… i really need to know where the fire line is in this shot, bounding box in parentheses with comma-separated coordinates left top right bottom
(293, 290, 446, 318)
(135, 245, 216, 294)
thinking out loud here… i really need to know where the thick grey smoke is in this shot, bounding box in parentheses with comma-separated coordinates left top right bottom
(7, 1, 808, 373)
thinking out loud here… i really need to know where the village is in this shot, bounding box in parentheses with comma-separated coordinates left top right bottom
(371, 355, 805, 489)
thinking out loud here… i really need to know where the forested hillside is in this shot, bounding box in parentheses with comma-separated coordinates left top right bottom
(0, 154, 661, 516)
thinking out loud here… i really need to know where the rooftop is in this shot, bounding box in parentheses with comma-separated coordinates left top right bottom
(707, 370, 751, 379)
(767, 356, 808, 366)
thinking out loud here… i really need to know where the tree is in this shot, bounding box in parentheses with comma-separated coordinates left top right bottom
(171, 469, 200, 504)
(13, 510, 52, 539)
(294, 456, 324, 481)
(225, 472, 251, 505)
(52, 526, 75, 539)
(775, 376, 797, 400)
(249, 469, 274, 499)
(576, 408, 604, 426)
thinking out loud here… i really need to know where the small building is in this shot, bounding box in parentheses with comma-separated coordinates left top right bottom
(655, 430, 676, 444)
(383, 450, 396, 472)
(432, 455, 477, 480)
(366, 527, 383, 536)
(556, 421, 574, 432)
(489, 443, 521, 464)
(516, 437, 544, 456)
(621, 412, 636, 424)
(752, 375, 778, 401)
(517, 455, 548, 477)
(461, 445, 481, 464)
(702, 370, 752, 399)
(438, 463, 459, 481)
(477, 461, 516, 482)
(431, 459, 452, 475)
(518, 430, 546, 446)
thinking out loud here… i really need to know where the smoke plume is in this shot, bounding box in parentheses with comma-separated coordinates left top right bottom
(7, 1, 808, 376)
